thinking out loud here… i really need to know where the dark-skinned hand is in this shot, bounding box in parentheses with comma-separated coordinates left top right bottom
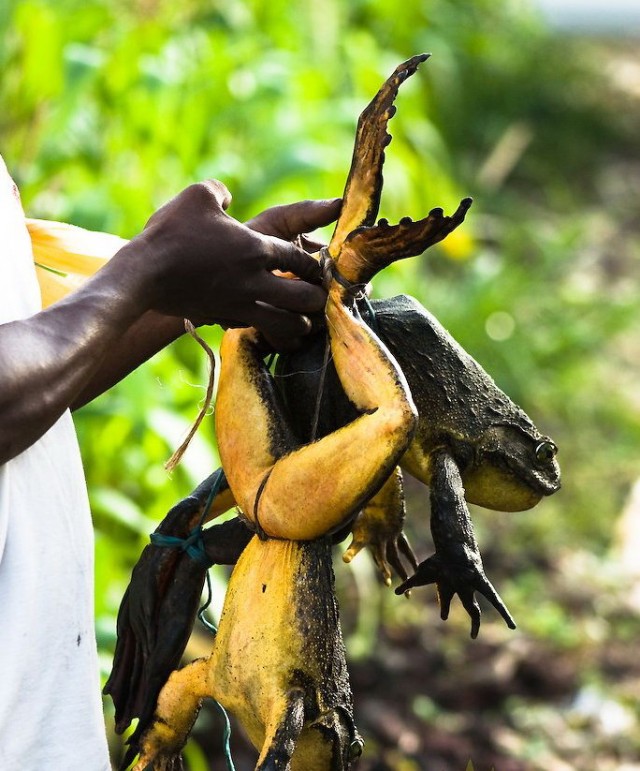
(125, 180, 341, 343)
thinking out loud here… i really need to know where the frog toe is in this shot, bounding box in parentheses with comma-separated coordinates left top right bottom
(337, 197, 472, 285)
(394, 554, 440, 594)
(457, 589, 482, 639)
(473, 574, 517, 632)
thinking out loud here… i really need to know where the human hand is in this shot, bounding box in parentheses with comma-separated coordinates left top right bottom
(244, 196, 341, 347)
(125, 181, 339, 343)
(245, 197, 341, 253)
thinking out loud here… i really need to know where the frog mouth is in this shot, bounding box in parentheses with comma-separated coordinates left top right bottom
(495, 453, 561, 498)
(524, 468, 561, 497)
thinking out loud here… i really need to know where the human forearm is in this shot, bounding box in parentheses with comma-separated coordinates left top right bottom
(0, 184, 338, 462)
(72, 196, 343, 408)
(0, 242, 150, 462)
(71, 311, 186, 410)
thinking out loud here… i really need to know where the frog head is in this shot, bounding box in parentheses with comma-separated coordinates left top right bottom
(461, 424, 561, 511)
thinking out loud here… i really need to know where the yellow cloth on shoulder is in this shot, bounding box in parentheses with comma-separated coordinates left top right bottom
(27, 218, 128, 309)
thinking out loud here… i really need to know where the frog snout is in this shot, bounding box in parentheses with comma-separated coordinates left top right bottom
(541, 477, 561, 496)
(531, 466, 561, 496)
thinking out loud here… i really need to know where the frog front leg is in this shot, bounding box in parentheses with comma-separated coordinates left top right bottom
(396, 449, 516, 638)
(343, 467, 418, 585)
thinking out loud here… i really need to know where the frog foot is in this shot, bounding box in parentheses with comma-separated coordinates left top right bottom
(330, 53, 431, 250)
(104, 471, 245, 739)
(336, 197, 472, 286)
(342, 467, 418, 585)
(395, 549, 516, 638)
(105, 524, 208, 738)
(344, 528, 418, 586)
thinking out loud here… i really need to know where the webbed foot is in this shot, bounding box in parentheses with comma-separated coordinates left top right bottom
(337, 197, 472, 285)
(345, 527, 418, 587)
(330, 54, 430, 250)
(104, 471, 247, 739)
(395, 545, 516, 638)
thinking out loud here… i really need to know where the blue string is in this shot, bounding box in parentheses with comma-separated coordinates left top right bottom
(149, 468, 226, 567)
(148, 467, 236, 768)
(214, 700, 237, 771)
(149, 529, 212, 567)
(360, 295, 379, 335)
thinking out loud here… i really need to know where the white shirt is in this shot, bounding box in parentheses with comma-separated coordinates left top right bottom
(0, 156, 110, 771)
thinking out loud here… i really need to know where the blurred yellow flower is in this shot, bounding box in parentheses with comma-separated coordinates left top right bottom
(27, 219, 127, 308)
(439, 228, 475, 261)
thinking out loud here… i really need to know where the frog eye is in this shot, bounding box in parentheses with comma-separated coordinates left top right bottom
(348, 738, 364, 760)
(535, 441, 557, 463)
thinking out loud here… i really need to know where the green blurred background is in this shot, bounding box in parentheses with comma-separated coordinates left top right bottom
(2, 0, 639, 768)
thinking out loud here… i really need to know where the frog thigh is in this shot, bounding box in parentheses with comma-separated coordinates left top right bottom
(216, 283, 417, 541)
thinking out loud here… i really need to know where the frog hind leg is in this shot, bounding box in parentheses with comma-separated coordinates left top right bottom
(335, 196, 472, 286)
(216, 281, 418, 541)
(330, 54, 430, 251)
(126, 658, 211, 771)
(256, 689, 305, 771)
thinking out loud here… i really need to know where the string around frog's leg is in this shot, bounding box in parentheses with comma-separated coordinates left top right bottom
(319, 247, 369, 302)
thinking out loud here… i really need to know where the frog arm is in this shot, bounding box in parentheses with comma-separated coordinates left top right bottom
(216, 281, 417, 541)
(104, 471, 250, 739)
(396, 449, 516, 638)
(329, 54, 429, 252)
(343, 466, 419, 585)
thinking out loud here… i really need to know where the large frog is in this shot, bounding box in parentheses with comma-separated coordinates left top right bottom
(276, 292, 560, 634)
(105, 54, 560, 769)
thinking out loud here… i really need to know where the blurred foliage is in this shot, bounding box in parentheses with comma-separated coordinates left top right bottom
(2, 0, 640, 768)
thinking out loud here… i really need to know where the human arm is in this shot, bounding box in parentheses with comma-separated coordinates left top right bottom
(0, 181, 338, 462)
(69, 196, 341, 409)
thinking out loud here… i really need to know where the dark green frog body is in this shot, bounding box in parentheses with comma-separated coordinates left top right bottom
(277, 293, 560, 506)
(277, 293, 560, 637)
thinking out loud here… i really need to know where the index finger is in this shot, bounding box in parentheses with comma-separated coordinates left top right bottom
(258, 271, 326, 314)
(263, 236, 323, 283)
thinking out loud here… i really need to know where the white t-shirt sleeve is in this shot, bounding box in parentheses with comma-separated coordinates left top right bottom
(0, 156, 42, 322)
